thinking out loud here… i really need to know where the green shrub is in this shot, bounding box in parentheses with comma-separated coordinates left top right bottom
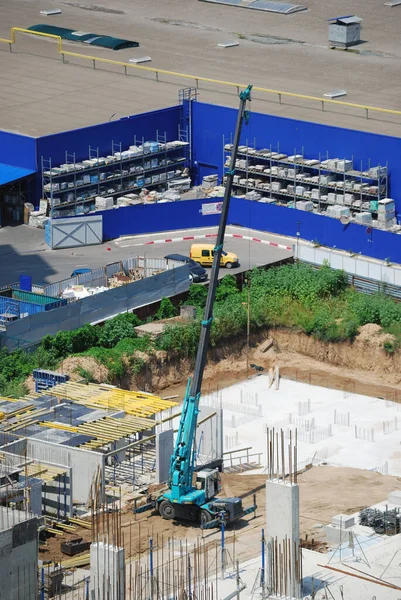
(383, 340, 397, 354)
(98, 314, 140, 348)
(155, 298, 178, 320)
(215, 275, 239, 303)
(76, 367, 98, 384)
(185, 285, 208, 309)
(157, 321, 200, 357)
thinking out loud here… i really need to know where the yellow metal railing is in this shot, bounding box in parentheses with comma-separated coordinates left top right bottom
(2, 26, 401, 121)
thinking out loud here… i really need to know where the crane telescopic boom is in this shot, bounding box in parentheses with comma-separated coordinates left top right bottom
(157, 85, 254, 525)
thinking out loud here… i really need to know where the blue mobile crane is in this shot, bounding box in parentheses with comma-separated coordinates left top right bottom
(154, 85, 256, 527)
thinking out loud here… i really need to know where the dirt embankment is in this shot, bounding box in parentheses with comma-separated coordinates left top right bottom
(57, 325, 401, 402)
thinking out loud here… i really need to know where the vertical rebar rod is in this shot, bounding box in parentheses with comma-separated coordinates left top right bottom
(261, 528, 265, 596)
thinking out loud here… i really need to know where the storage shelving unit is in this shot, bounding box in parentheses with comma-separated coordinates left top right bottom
(42, 130, 190, 218)
(223, 138, 388, 217)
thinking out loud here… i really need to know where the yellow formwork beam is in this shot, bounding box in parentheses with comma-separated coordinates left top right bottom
(48, 382, 176, 418)
(69, 517, 92, 529)
(0, 26, 400, 120)
(40, 422, 79, 433)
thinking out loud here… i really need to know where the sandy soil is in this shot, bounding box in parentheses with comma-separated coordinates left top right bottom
(147, 325, 401, 404)
(54, 324, 401, 404)
(43, 466, 401, 565)
(58, 356, 109, 382)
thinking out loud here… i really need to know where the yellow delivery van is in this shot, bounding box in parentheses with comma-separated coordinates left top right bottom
(190, 244, 239, 269)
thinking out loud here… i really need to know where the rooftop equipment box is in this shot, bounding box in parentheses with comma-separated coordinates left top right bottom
(328, 16, 362, 48)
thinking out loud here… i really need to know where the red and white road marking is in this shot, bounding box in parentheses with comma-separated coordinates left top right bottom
(117, 232, 293, 252)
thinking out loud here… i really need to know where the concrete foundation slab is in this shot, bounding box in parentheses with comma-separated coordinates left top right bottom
(388, 490, 401, 505)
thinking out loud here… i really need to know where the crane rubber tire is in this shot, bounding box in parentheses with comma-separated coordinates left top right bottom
(200, 510, 213, 526)
(159, 500, 176, 520)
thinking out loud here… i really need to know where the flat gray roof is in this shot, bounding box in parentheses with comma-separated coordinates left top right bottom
(1, 0, 401, 137)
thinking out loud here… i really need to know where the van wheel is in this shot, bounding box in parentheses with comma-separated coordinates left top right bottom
(225, 262, 233, 269)
(189, 274, 193, 283)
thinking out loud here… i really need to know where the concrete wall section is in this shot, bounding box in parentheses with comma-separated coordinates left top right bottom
(197, 405, 224, 465)
(0, 509, 38, 600)
(26, 439, 103, 505)
(155, 429, 174, 484)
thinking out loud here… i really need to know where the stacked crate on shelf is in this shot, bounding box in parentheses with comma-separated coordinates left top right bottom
(376, 198, 397, 230)
(223, 140, 389, 222)
(42, 134, 190, 218)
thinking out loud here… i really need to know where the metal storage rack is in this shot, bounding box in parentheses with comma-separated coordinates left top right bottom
(222, 137, 388, 217)
(42, 130, 189, 218)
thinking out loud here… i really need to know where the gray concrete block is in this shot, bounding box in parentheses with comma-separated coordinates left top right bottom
(332, 514, 355, 528)
(325, 524, 350, 545)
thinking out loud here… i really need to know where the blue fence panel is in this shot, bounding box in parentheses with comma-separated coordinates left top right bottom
(100, 200, 221, 240)
(98, 195, 401, 263)
(229, 198, 401, 264)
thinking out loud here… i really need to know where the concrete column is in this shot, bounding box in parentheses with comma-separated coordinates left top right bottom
(266, 480, 301, 599)
(90, 542, 125, 600)
(155, 428, 173, 484)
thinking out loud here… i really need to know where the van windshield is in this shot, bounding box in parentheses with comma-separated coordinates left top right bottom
(212, 250, 228, 256)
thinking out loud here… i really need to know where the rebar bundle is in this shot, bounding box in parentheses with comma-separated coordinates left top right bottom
(359, 507, 401, 535)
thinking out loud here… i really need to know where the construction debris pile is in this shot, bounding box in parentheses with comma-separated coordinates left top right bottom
(359, 507, 401, 535)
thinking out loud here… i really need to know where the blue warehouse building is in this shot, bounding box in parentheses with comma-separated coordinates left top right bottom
(2, 92, 401, 263)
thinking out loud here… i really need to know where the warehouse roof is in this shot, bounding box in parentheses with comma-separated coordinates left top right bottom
(0, 163, 35, 186)
(0, 0, 401, 136)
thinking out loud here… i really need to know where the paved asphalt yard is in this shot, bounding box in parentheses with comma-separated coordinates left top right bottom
(0, 225, 293, 287)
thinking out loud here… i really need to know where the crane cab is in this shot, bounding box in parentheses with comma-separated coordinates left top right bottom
(195, 468, 221, 501)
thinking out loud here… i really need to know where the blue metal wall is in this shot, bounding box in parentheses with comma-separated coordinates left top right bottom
(0, 131, 36, 170)
(191, 101, 401, 213)
(99, 197, 401, 264)
(100, 200, 221, 240)
(36, 106, 181, 166)
(230, 199, 401, 264)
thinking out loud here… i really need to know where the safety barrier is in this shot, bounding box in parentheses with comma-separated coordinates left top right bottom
(1, 27, 401, 122)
